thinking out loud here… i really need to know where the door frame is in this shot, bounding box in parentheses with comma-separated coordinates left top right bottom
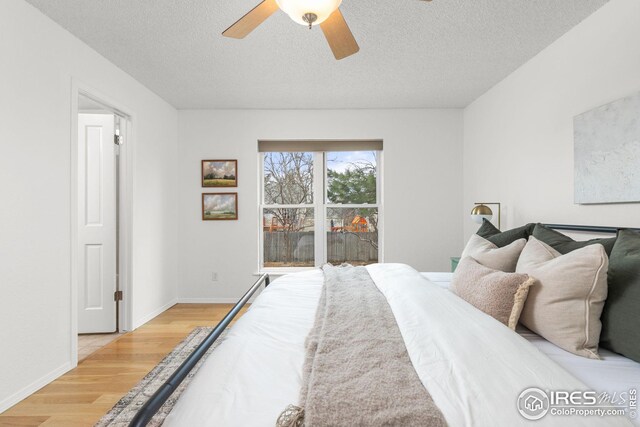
(70, 79, 135, 367)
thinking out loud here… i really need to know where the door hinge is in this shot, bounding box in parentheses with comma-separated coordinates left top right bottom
(114, 134, 123, 146)
(114, 290, 123, 301)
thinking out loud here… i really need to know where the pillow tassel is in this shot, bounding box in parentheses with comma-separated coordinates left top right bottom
(276, 404, 305, 427)
(508, 276, 536, 330)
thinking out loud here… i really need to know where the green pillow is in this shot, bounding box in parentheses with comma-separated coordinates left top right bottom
(599, 229, 640, 362)
(476, 218, 500, 239)
(476, 219, 535, 248)
(532, 224, 616, 256)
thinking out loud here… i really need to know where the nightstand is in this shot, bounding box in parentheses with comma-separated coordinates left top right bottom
(450, 257, 461, 272)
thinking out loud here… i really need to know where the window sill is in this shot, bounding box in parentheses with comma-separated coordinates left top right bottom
(254, 267, 318, 276)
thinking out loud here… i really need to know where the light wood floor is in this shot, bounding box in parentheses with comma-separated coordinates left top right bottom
(78, 333, 124, 362)
(0, 303, 247, 427)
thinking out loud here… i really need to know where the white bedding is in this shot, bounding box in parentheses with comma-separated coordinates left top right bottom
(165, 266, 637, 427)
(422, 272, 640, 406)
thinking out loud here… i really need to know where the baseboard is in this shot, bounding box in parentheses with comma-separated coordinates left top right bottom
(0, 361, 72, 413)
(132, 298, 178, 330)
(177, 297, 258, 304)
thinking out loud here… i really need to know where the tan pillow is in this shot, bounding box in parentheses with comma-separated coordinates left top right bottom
(516, 236, 608, 359)
(452, 257, 535, 329)
(460, 234, 526, 272)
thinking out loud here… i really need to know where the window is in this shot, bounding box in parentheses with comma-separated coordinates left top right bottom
(260, 142, 382, 270)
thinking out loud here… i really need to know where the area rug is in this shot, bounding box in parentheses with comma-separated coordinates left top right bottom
(95, 327, 224, 427)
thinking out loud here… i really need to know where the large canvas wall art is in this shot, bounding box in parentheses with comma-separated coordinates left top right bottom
(574, 91, 640, 204)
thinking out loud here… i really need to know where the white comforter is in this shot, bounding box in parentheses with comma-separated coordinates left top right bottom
(165, 264, 633, 426)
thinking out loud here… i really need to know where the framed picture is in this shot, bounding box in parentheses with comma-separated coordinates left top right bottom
(201, 160, 237, 187)
(202, 193, 238, 221)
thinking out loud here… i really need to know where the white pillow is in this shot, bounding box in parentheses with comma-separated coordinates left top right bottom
(460, 234, 526, 272)
(516, 236, 608, 359)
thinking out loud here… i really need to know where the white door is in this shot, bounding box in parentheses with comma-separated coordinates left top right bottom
(78, 113, 117, 333)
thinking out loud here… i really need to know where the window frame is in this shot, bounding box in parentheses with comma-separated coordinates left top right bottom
(258, 150, 383, 274)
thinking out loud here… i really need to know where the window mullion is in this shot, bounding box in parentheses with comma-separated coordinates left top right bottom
(324, 204, 379, 209)
(262, 204, 313, 209)
(313, 152, 325, 266)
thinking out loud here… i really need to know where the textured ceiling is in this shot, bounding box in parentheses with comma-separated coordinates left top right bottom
(26, 0, 608, 109)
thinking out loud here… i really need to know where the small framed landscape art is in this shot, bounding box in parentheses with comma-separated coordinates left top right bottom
(202, 193, 238, 221)
(202, 160, 237, 187)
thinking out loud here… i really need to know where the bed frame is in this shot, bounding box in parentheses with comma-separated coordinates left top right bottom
(543, 224, 639, 234)
(128, 223, 640, 426)
(129, 273, 270, 427)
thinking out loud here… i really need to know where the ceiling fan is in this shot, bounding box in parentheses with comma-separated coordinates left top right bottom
(222, 0, 359, 60)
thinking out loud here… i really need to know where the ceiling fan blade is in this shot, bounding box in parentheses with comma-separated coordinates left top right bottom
(320, 9, 359, 60)
(222, 0, 279, 39)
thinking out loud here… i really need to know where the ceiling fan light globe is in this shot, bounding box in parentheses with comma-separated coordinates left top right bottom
(275, 0, 342, 26)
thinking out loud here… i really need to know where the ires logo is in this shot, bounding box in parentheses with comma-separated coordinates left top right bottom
(517, 388, 550, 420)
(517, 388, 635, 421)
(550, 390, 597, 405)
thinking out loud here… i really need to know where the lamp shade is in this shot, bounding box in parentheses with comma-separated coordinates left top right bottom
(275, 0, 342, 26)
(470, 204, 493, 224)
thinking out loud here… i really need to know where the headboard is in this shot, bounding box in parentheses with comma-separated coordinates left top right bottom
(544, 224, 640, 234)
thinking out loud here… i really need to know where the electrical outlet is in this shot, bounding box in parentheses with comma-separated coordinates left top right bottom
(211, 272, 218, 282)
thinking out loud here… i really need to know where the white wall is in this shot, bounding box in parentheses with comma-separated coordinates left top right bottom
(178, 110, 463, 301)
(9, 0, 633, 413)
(463, 0, 640, 239)
(0, 0, 178, 411)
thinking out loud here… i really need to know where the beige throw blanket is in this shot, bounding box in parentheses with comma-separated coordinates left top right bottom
(277, 265, 446, 427)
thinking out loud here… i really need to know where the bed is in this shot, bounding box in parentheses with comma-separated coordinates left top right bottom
(131, 225, 640, 427)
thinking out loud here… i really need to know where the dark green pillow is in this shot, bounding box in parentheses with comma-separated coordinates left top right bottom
(599, 229, 640, 362)
(476, 218, 500, 239)
(476, 219, 535, 248)
(532, 224, 616, 256)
